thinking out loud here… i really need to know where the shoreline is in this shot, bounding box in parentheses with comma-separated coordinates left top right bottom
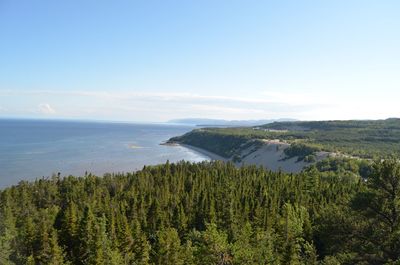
(175, 141, 325, 173)
(178, 143, 229, 162)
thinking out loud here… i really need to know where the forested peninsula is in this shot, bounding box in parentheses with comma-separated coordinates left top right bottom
(168, 119, 400, 171)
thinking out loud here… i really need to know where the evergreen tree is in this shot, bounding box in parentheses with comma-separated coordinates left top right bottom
(94, 214, 123, 265)
(351, 159, 400, 263)
(0, 160, 399, 264)
(155, 227, 184, 265)
(0, 198, 17, 265)
(78, 206, 96, 265)
(60, 200, 79, 262)
(231, 222, 255, 264)
(115, 210, 134, 263)
(48, 229, 67, 265)
(132, 220, 151, 265)
(192, 223, 232, 265)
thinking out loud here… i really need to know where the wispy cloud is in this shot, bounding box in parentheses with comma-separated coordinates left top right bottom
(260, 91, 333, 106)
(0, 89, 323, 106)
(1, 89, 389, 121)
(38, 103, 56, 114)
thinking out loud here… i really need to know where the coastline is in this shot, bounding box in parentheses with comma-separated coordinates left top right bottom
(175, 141, 328, 173)
(177, 143, 229, 162)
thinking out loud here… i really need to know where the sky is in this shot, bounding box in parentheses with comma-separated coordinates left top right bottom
(0, 0, 399, 122)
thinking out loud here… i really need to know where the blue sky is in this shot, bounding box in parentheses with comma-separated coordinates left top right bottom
(0, 0, 399, 121)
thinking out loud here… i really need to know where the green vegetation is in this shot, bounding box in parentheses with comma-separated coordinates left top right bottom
(308, 157, 373, 178)
(261, 118, 400, 158)
(283, 143, 320, 162)
(1, 159, 400, 264)
(168, 128, 263, 158)
(170, 119, 400, 159)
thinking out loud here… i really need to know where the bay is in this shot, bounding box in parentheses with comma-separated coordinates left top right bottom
(0, 119, 209, 188)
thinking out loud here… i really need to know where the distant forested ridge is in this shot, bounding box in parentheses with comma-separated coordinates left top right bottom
(261, 118, 400, 157)
(1, 159, 400, 264)
(169, 118, 400, 160)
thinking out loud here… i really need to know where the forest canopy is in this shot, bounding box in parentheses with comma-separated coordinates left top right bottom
(1, 159, 399, 264)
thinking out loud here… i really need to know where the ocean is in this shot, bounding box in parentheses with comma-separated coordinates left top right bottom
(0, 119, 210, 188)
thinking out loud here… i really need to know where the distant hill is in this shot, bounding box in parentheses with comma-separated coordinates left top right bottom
(169, 118, 400, 161)
(168, 118, 298, 127)
(260, 118, 400, 131)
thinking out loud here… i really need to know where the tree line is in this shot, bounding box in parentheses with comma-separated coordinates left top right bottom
(0, 159, 399, 264)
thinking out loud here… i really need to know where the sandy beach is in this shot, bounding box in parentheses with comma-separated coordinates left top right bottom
(179, 140, 329, 173)
(179, 144, 229, 162)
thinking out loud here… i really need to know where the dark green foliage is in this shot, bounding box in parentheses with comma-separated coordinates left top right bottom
(168, 128, 260, 158)
(0, 191, 17, 265)
(315, 159, 400, 264)
(154, 228, 184, 264)
(171, 119, 400, 159)
(307, 157, 373, 179)
(262, 119, 400, 158)
(350, 159, 400, 263)
(283, 143, 320, 161)
(0, 159, 399, 264)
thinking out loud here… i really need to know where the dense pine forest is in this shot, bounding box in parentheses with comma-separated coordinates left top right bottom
(1, 159, 399, 264)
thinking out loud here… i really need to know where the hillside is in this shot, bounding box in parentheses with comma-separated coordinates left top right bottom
(1, 160, 399, 264)
(169, 119, 400, 167)
(259, 118, 400, 158)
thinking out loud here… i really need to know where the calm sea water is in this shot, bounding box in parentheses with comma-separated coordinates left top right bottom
(0, 119, 210, 188)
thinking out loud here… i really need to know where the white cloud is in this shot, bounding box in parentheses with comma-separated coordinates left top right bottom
(260, 91, 329, 105)
(1, 89, 398, 121)
(38, 103, 56, 115)
(0, 89, 320, 106)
